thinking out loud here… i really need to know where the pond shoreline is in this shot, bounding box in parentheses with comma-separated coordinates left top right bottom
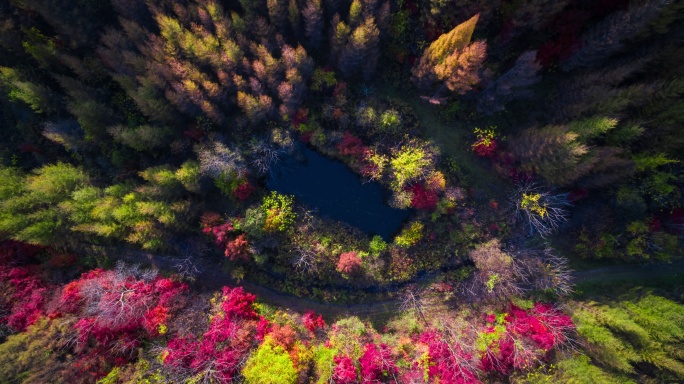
(266, 143, 413, 241)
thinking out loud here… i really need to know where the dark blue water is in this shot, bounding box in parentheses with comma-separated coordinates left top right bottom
(267, 145, 411, 240)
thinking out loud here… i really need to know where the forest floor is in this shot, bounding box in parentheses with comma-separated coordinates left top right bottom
(86, 243, 684, 326)
(373, 81, 511, 201)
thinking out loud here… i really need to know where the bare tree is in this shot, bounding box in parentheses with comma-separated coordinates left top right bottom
(249, 138, 283, 174)
(512, 182, 571, 237)
(515, 247, 574, 296)
(400, 286, 427, 321)
(167, 239, 208, 281)
(437, 317, 482, 383)
(78, 261, 159, 329)
(463, 239, 526, 301)
(291, 244, 318, 274)
(171, 256, 203, 281)
(195, 139, 248, 178)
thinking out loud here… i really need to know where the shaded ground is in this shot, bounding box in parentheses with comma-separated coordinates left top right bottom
(572, 259, 684, 285)
(374, 81, 511, 201)
(90, 244, 684, 323)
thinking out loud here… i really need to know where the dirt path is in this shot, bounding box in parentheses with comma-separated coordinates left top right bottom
(93, 244, 684, 321)
(571, 259, 684, 285)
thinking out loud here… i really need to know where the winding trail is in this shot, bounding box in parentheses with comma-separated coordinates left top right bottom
(96, 244, 684, 321)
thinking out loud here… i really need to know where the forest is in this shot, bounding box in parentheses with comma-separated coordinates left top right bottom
(0, 0, 682, 383)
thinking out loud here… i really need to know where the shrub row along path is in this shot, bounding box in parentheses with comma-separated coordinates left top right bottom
(86, 243, 684, 321)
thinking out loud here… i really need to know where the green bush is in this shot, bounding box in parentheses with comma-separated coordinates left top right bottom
(369, 235, 388, 256)
(262, 192, 296, 232)
(242, 338, 298, 384)
(395, 222, 424, 248)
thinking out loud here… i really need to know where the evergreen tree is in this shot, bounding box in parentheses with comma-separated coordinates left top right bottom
(268, 0, 290, 33)
(303, 0, 324, 48)
(562, 0, 672, 71)
(338, 17, 380, 80)
(411, 14, 485, 94)
(478, 50, 542, 113)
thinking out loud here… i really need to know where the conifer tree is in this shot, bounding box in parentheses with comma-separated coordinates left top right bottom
(267, 0, 290, 33)
(338, 17, 380, 80)
(329, 14, 350, 63)
(288, 0, 301, 38)
(303, 0, 324, 48)
(562, 0, 671, 71)
(478, 50, 541, 113)
(0, 67, 61, 114)
(507, 0, 569, 35)
(411, 14, 485, 95)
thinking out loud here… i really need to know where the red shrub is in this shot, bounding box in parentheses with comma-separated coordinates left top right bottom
(270, 324, 297, 351)
(302, 311, 326, 333)
(479, 303, 574, 374)
(143, 305, 169, 336)
(419, 331, 480, 384)
(337, 252, 363, 275)
(59, 267, 187, 359)
(359, 343, 398, 383)
(233, 180, 255, 201)
(203, 219, 253, 261)
(220, 286, 258, 320)
(409, 184, 438, 211)
(332, 355, 358, 384)
(337, 131, 366, 158)
(0, 266, 48, 331)
(224, 234, 250, 261)
(472, 138, 498, 158)
(163, 286, 265, 382)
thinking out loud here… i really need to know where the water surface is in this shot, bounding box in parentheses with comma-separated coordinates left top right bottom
(267, 145, 411, 240)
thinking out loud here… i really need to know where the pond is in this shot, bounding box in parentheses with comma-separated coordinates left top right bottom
(267, 145, 411, 240)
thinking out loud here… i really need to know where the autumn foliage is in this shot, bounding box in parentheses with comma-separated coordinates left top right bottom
(202, 214, 252, 261)
(302, 311, 326, 333)
(409, 183, 439, 210)
(0, 240, 578, 384)
(163, 286, 268, 383)
(420, 330, 480, 384)
(0, 241, 49, 332)
(59, 266, 188, 356)
(479, 303, 574, 374)
(0, 266, 48, 331)
(359, 343, 399, 382)
(337, 251, 363, 275)
(337, 131, 367, 159)
(332, 355, 358, 383)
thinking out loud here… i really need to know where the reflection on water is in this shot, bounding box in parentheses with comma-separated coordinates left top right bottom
(266, 145, 411, 240)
